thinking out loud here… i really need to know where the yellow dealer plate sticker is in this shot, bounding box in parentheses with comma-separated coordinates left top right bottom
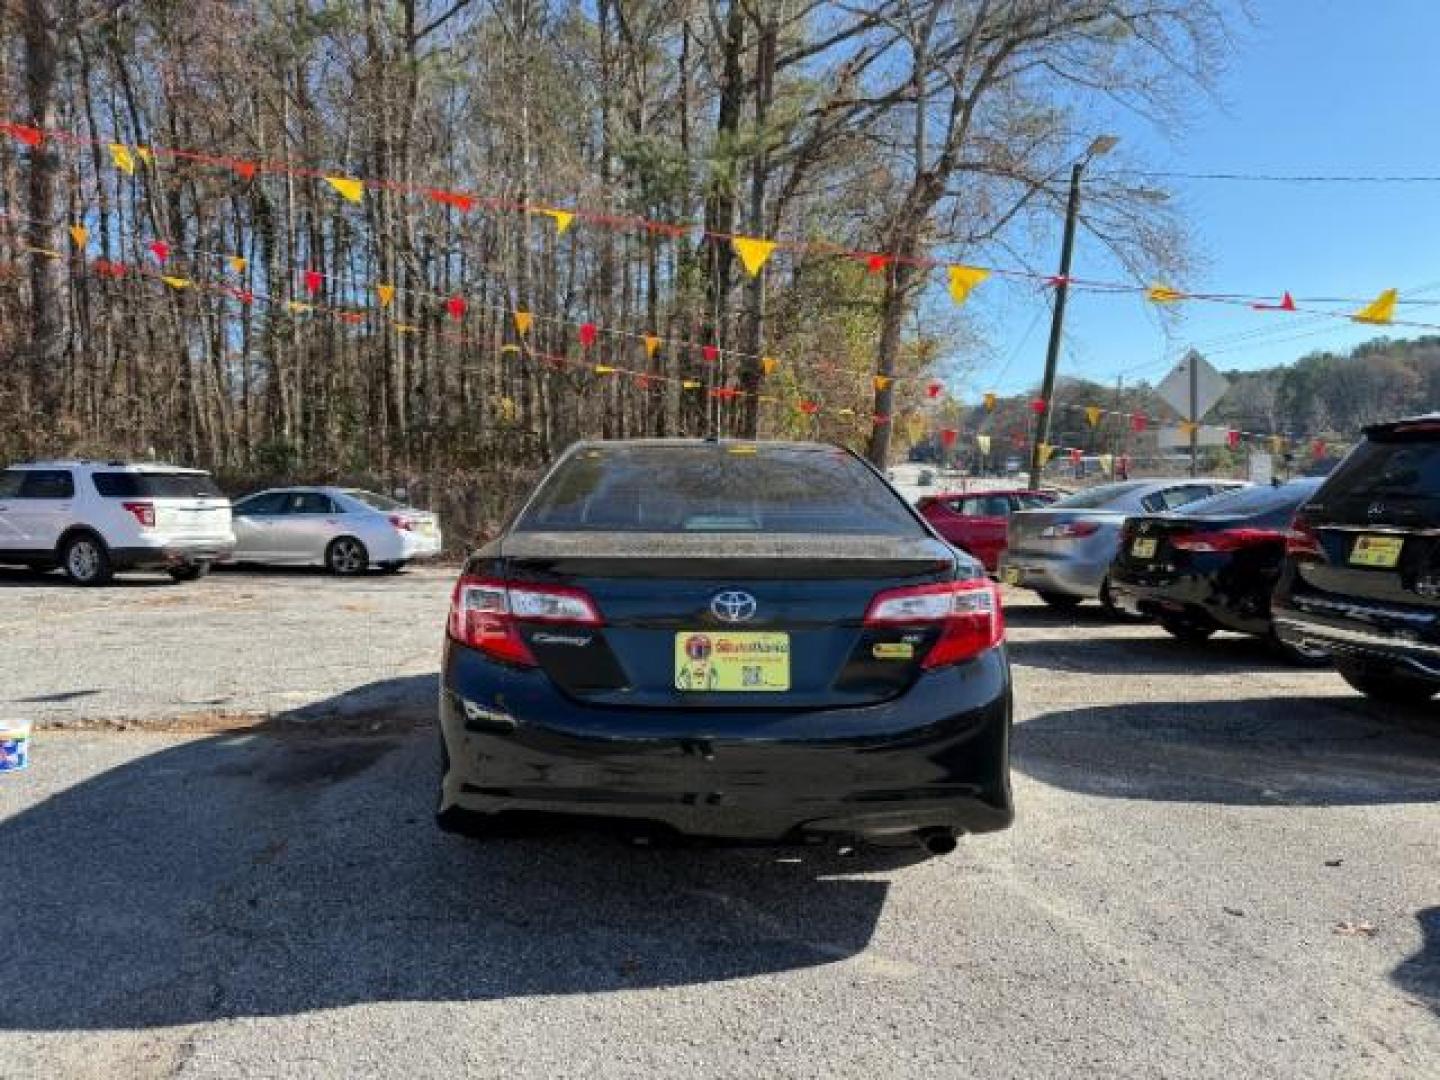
(1003, 567, 1021, 586)
(674, 632, 790, 692)
(1131, 537, 1157, 559)
(1350, 535, 1403, 568)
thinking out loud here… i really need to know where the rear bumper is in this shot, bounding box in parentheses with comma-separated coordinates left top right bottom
(1273, 593, 1440, 680)
(398, 531, 443, 559)
(111, 538, 235, 569)
(1106, 571, 1271, 635)
(439, 643, 1013, 842)
(997, 550, 1106, 598)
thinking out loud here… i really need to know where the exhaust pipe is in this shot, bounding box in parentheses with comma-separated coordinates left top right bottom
(918, 828, 958, 856)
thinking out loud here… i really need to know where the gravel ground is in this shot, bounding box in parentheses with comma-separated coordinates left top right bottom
(1, 566, 1437, 1078)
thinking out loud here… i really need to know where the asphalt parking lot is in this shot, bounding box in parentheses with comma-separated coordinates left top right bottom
(1, 565, 1437, 1078)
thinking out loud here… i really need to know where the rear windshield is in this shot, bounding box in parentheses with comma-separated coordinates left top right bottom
(345, 490, 403, 511)
(1322, 436, 1440, 505)
(1050, 481, 1149, 510)
(92, 472, 223, 498)
(516, 444, 924, 535)
(1181, 479, 1323, 518)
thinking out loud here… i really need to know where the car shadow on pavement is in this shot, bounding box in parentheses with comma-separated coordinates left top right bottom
(1014, 696, 1440, 806)
(1392, 906, 1440, 1015)
(1006, 630, 1299, 675)
(0, 684, 895, 1031)
(0, 566, 173, 589)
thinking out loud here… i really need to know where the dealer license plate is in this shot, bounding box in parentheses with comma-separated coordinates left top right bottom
(1131, 537, 1158, 560)
(1003, 567, 1022, 586)
(1350, 535, 1403, 568)
(674, 632, 790, 692)
(419, 521, 437, 537)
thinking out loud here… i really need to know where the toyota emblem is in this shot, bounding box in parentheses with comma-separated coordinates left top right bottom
(711, 590, 758, 623)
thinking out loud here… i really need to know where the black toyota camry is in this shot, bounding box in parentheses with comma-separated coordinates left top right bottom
(438, 440, 1013, 853)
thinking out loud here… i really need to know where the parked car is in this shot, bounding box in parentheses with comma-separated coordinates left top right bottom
(1108, 478, 1328, 663)
(0, 460, 233, 585)
(999, 477, 1247, 613)
(438, 439, 1012, 854)
(917, 488, 1057, 572)
(1273, 415, 1440, 704)
(228, 487, 441, 574)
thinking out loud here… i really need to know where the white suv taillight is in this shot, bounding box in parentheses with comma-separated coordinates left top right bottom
(447, 576, 603, 666)
(864, 578, 1004, 669)
(121, 501, 156, 528)
(389, 514, 413, 531)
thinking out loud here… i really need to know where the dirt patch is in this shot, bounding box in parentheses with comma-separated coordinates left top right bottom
(33, 708, 432, 737)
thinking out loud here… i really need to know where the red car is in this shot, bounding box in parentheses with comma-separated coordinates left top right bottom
(917, 489, 1058, 572)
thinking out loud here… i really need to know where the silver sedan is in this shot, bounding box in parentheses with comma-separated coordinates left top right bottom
(227, 487, 442, 574)
(999, 478, 1245, 613)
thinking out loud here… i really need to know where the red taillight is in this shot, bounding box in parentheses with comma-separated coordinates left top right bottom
(1285, 515, 1324, 559)
(389, 514, 413, 531)
(447, 576, 602, 667)
(863, 578, 1005, 669)
(121, 501, 155, 528)
(1171, 528, 1287, 553)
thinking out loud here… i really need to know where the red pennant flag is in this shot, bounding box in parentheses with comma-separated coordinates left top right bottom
(446, 295, 467, 321)
(940, 428, 958, 448)
(872, 413, 891, 426)
(232, 161, 257, 181)
(1312, 438, 1326, 459)
(2, 123, 43, 147)
(1069, 448, 1084, 464)
(710, 387, 740, 400)
(634, 374, 652, 390)
(148, 241, 170, 264)
(339, 311, 365, 325)
(1252, 290, 1297, 312)
(1227, 429, 1241, 450)
(233, 288, 254, 305)
(1030, 398, 1046, 415)
(798, 400, 820, 416)
(927, 380, 943, 399)
(702, 344, 719, 363)
(304, 269, 322, 295)
(865, 254, 890, 275)
(579, 322, 598, 348)
(429, 189, 475, 213)
(1046, 275, 1070, 288)
(1130, 413, 1148, 433)
(93, 259, 127, 279)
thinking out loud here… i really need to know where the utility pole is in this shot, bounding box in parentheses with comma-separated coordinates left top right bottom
(1029, 136, 1116, 490)
(1189, 350, 1199, 478)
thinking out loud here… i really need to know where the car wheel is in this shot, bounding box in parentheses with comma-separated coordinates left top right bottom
(1036, 590, 1083, 611)
(326, 537, 369, 576)
(60, 533, 113, 586)
(1268, 629, 1331, 668)
(377, 560, 407, 574)
(1336, 663, 1438, 705)
(167, 561, 211, 583)
(1159, 617, 1215, 644)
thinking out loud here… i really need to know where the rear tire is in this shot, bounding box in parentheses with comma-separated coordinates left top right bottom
(326, 537, 369, 576)
(377, 560, 407, 574)
(60, 533, 113, 586)
(1036, 590, 1083, 611)
(167, 561, 211, 583)
(1159, 617, 1215, 644)
(1336, 663, 1437, 705)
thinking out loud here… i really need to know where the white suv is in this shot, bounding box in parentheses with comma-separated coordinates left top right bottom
(0, 461, 235, 585)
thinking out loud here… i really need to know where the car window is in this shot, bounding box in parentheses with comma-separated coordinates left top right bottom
(1013, 494, 1052, 510)
(0, 470, 23, 498)
(17, 470, 75, 499)
(517, 444, 925, 536)
(286, 492, 336, 515)
(345, 490, 403, 511)
(1322, 437, 1440, 503)
(92, 472, 223, 498)
(1050, 481, 1149, 510)
(1140, 485, 1216, 513)
(1181, 479, 1322, 517)
(960, 495, 1010, 516)
(235, 492, 288, 516)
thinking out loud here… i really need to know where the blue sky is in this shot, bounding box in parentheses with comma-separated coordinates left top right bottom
(960, 0, 1440, 401)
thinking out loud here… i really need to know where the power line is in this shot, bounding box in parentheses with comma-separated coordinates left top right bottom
(1096, 169, 1440, 185)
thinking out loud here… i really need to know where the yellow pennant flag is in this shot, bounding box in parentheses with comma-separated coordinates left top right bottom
(1178, 420, 1198, 436)
(873, 375, 892, 393)
(976, 434, 992, 455)
(1085, 405, 1102, 427)
(1146, 283, 1185, 304)
(287, 301, 312, 314)
(1038, 444, 1055, 468)
(947, 265, 990, 306)
(160, 275, 191, 290)
(499, 344, 522, 355)
(228, 256, 248, 274)
(906, 415, 926, 442)
(983, 391, 997, 412)
(1352, 288, 1397, 325)
(375, 284, 396, 308)
(109, 144, 136, 175)
(514, 311, 533, 336)
(498, 396, 517, 421)
(761, 356, 778, 376)
(643, 334, 661, 358)
(594, 364, 616, 375)
(135, 147, 154, 167)
(682, 379, 702, 390)
(1098, 453, 1114, 475)
(540, 208, 574, 235)
(68, 225, 89, 248)
(392, 321, 418, 334)
(732, 236, 777, 277)
(325, 177, 365, 204)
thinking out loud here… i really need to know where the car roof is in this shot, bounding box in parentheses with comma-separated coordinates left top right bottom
(568, 438, 846, 454)
(1365, 413, 1440, 436)
(930, 488, 1049, 499)
(7, 460, 205, 473)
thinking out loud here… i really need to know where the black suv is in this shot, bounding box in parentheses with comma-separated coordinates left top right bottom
(1274, 415, 1440, 705)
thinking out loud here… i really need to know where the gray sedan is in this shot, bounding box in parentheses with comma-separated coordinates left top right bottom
(228, 487, 442, 574)
(999, 478, 1245, 613)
